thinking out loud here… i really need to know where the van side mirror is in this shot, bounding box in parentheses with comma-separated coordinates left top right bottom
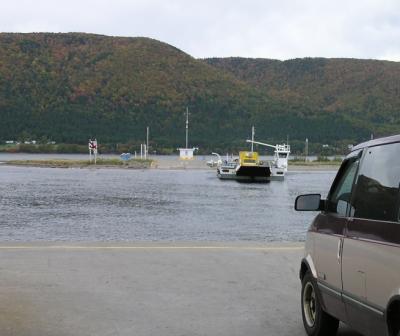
(295, 194, 323, 211)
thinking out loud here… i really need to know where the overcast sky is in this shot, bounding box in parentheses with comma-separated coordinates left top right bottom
(1, 0, 400, 61)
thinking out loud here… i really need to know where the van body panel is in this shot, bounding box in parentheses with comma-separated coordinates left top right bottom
(312, 213, 347, 322)
(314, 231, 343, 288)
(342, 236, 388, 335)
(346, 219, 400, 309)
(304, 231, 317, 279)
(342, 291, 387, 335)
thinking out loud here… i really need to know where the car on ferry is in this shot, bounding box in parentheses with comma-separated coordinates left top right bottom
(295, 134, 400, 336)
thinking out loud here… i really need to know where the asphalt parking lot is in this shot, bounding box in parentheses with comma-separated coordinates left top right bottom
(0, 242, 359, 336)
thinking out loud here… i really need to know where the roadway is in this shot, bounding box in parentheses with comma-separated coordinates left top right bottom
(0, 242, 358, 336)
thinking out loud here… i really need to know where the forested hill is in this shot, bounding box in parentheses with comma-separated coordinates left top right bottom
(0, 33, 270, 151)
(0, 33, 399, 152)
(206, 57, 400, 142)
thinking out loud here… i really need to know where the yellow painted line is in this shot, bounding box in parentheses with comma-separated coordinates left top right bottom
(0, 245, 303, 251)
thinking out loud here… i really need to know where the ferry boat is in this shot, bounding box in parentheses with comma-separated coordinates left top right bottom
(212, 128, 290, 181)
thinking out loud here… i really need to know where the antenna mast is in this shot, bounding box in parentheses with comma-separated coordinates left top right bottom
(186, 107, 189, 148)
(251, 126, 255, 152)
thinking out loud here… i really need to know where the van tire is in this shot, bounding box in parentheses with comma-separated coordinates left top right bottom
(301, 271, 339, 336)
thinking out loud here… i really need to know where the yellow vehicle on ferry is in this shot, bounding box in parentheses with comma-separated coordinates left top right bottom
(213, 127, 290, 182)
(235, 151, 270, 179)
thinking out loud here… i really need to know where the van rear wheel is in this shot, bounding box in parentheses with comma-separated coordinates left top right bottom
(301, 271, 339, 336)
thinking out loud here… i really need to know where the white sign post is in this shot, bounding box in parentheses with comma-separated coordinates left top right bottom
(89, 139, 92, 163)
(88, 139, 98, 164)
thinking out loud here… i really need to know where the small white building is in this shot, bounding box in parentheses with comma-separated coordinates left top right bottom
(178, 148, 195, 160)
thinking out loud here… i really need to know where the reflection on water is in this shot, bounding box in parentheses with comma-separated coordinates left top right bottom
(0, 166, 336, 241)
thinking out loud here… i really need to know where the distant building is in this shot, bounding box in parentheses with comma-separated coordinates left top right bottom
(178, 148, 195, 160)
(5, 140, 14, 144)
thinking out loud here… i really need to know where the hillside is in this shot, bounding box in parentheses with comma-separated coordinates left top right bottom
(0, 33, 270, 151)
(206, 57, 400, 141)
(0, 33, 399, 153)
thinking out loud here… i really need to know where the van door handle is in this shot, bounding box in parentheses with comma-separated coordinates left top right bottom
(337, 239, 343, 264)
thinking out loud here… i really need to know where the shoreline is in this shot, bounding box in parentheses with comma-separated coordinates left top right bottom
(1, 161, 339, 171)
(2, 158, 153, 169)
(288, 164, 340, 171)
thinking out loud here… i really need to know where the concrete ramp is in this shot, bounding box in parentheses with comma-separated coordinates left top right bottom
(0, 242, 357, 336)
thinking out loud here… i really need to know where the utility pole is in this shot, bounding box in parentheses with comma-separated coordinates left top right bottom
(251, 126, 255, 152)
(146, 126, 149, 158)
(305, 138, 309, 161)
(185, 107, 189, 148)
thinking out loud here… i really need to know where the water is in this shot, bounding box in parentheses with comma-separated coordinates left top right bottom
(0, 153, 216, 162)
(0, 166, 336, 242)
(0, 153, 342, 163)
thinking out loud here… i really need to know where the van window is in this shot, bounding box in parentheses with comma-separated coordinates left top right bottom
(351, 143, 400, 222)
(327, 159, 359, 216)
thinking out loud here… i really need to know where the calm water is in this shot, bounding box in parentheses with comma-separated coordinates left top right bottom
(0, 166, 336, 242)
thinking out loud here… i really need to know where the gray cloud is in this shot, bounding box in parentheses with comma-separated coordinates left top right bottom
(1, 0, 399, 61)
